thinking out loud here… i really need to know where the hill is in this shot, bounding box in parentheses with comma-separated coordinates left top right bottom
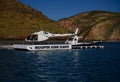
(1, 0, 120, 41)
(0, 0, 67, 39)
(58, 11, 120, 41)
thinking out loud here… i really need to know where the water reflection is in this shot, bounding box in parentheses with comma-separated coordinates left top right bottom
(0, 42, 120, 82)
(28, 50, 87, 82)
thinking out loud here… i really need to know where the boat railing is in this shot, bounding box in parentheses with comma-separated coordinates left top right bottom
(19, 41, 66, 45)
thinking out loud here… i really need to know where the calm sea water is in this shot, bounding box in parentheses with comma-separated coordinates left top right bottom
(0, 42, 120, 82)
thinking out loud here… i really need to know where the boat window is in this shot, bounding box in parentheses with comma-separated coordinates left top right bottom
(26, 35, 31, 40)
(51, 46, 59, 48)
(45, 32, 48, 34)
(67, 36, 73, 41)
(74, 39, 77, 41)
(60, 46, 69, 48)
(35, 46, 50, 49)
(26, 34, 38, 40)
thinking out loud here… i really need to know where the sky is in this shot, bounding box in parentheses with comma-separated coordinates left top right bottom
(20, 0, 120, 20)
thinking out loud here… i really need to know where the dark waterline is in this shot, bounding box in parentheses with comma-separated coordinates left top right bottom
(0, 42, 120, 82)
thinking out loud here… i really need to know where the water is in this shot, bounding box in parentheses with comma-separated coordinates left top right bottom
(0, 42, 120, 82)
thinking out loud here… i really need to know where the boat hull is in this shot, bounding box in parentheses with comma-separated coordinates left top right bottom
(13, 41, 102, 51)
(13, 44, 72, 51)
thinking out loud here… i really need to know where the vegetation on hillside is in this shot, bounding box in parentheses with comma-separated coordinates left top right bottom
(0, 0, 67, 38)
(58, 11, 120, 41)
(1, 0, 120, 41)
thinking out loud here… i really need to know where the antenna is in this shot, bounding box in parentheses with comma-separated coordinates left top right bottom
(75, 28, 79, 35)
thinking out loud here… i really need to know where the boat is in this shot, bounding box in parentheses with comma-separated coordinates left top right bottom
(13, 28, 102, 50)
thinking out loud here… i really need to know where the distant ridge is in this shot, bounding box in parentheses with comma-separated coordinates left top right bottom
(58, 10, 120, 41)
(0, 0, 67, 38)
(0, 0, 120, 41)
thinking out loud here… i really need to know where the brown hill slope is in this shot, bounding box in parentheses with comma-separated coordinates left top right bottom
(0, 0, 66, 38)
(58, 11, 120, 41)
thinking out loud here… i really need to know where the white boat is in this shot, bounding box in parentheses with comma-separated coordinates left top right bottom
(13, 28, 101, 51)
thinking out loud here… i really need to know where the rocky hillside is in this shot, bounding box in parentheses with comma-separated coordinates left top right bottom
(58, 11, 120, 41)
(0, 0, 67, 38)
(1, 0, 120, 41)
